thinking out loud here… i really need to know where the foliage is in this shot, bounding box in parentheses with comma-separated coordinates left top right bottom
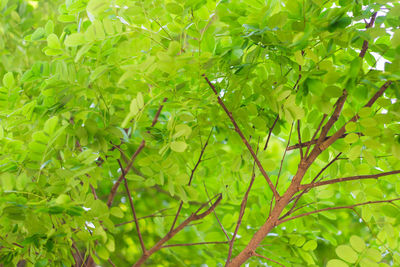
(1, 0, 400, 266)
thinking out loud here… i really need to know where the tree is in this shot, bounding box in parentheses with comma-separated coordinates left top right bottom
(1, 0, 400, 266)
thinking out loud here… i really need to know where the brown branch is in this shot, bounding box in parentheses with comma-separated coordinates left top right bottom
(107, 98, 167, 207)
(359, 12, 378, 58)
(305, 114, 326, 157)
(288, 133, 363, 151)
(282, 153, 342, 219)
(132, 194, 222, 266)
(203, 74, 280, 200)
(204, 182, 230, 242)
(297, 120, 303, 159)
(162, 241, 228, 248)
(115, 208, 173, 227)
(170, 128, 213, 231)
(253, 253, 286, 267)
(318, 81, 392, 153)
(300, 170, 400, 190)
(278, 198, 400, 225)
(226, 141, 259, 265)
(264, 115, 279, 150)
(118, 159, 146, 253)
(315, 90, 348, 146)
(275, 123, 294, 189)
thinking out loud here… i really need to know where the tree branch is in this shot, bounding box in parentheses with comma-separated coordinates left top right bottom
(305, 114, 326, 157)
(226, 141, 259, 265)
(132, 194, 223, 266)
(203, 74, 280, 200)
(278, 198, 400, 225)
(299, 170, 400, 190)
(162, 241, 228, 248)
(264, 115, 279, 150)
(297, 120, 303, 159)
(318, 81, 392, 153)
(107, 98, 167, 207)
(288, 133, 363, 151)
(281, 153, 342, 219)
(170, 128, 213, 231)
(118, 159, 146, 253)
(315, 90, 348, 146)
(359, 12, 378, 58)
(253, 253, 286, 267)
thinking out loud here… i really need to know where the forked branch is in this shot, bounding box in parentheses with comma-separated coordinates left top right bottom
(107, 98, 168, 207)
(132, 194, 223, 266)
(203, 74, 280, 199)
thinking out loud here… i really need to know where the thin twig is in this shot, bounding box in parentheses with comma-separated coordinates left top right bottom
(115, 208, 174, 227)
(107, 98, 167, 207)
(162, 241, 228, 248)
(359, 12, 378, 58)
(118, 159, 146, 253)
(203, 74, 280, 199)
(226, 139, 260, 265)
(278, 198, 400, 225)
(297, 120, 303, 159)
(253, 253, 286, 267)
(264, 115, 279, 150)
(170, 128, 213, 231)
(300, 170, 400, 190)
(304, 114, 326, 157)
(204, 182, 230, 242)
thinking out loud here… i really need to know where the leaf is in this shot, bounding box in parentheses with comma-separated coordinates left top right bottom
(110, 207, 124, 218)
(391, 29, 400, 48)
(325, 86, 342, 98)
(294, 50, 304, 65)
(64, 33, 86, 47)
(166, 3, 183, 15)
(336, 245, 358, 263)
(137, 92, 144, 109)
(349, 236, 366, 253)
(365, 248, 381, 262)
(87, 0, 110, 16)
(302, 240, 317, 251)
(344, 133, 359, 143)
(327, 259, 348, 267)
(47, 34, 61, 49)
(130, 98, 139, 115)
(2, 72, 15, 88)
(44, 116, 58, 135)
(170, 141, 187, 152)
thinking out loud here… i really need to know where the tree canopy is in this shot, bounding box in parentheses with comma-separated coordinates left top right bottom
(1, 0, 400, 266)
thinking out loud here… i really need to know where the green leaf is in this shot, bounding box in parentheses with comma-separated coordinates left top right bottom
(47, 34, 61, 49)
(391, 29, 400, 48)
(170, 141, 188, 152)
(64, 33, 86, 47)
(166, 3, 183, 15)
(110, 207, 124, 218)
(335, 245, 358, 263)
(344, 133, 359, 143)
(137, 92, 144, 109)
(349, 236, 366, 253)
(130, 98, 139, 115)
(87, 0, 110, 16)
(2, 72, 15, 88)
(327, 259, 348, 267)
(302, 240, 317, 251)
(325, 86, 342, 98)
(365, 248, 381, 262)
